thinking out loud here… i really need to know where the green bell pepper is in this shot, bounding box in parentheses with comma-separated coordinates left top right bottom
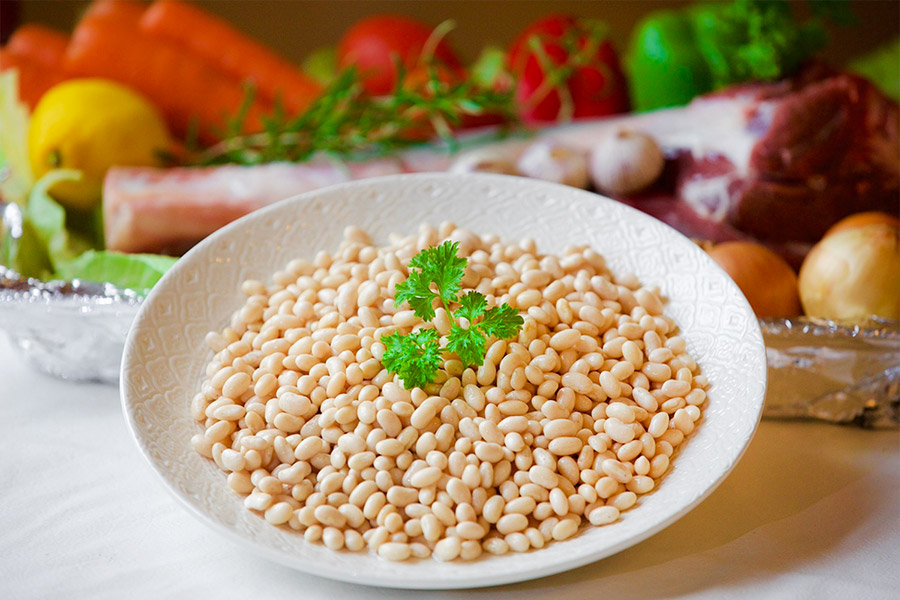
(626, 10, 713, 112)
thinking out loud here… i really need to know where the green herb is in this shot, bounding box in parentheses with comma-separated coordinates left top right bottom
(381, 241, 524, 389)
(191, 64, 517, 166)
(692, 0, 831, 89)
(626, 0, 853, 111)
(380, 329, 444, 391)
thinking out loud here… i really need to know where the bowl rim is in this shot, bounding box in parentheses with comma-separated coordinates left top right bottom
(120, 172, 766, 589)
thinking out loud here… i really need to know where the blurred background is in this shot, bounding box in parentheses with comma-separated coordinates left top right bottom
(3, 0, 898, 67)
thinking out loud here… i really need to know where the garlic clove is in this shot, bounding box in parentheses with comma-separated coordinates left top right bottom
(449, 147, 520, 176)
(515, 141, 590, 189)
(589, 129, 665, 196)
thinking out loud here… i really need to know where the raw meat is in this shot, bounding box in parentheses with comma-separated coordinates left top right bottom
(103, 65, 899, 255)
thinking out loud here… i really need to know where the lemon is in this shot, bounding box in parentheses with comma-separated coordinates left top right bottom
(28, 78, 172, 210)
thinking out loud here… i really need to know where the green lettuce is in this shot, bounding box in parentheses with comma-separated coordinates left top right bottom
(56, 251, 177, 295)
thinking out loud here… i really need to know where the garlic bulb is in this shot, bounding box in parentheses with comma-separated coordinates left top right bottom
(515, 141, 590, 188)
(449, 148, 519, 176)
(589, 129, 665, 196)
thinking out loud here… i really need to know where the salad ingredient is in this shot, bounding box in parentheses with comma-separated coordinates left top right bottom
(516, 141, 589, 188)
(626, 10, 712, 111)
(337, 15, 462, 96)
(626, 0, 840, 111)
(824, 211, 900, 237)
(507, 15, 630, 122)
(1, 167, 175, 293)
(691, 0, 827, 89)
(194, 224, 708, 560)
(28, 79, 172, 210)
(588, 130, 664, 196)
(64, 1, 270, 142)
(848, 36, 900, 101)
(140, 0, 323, 115)
(798, 223, 900, 321)
(54, 250, 177, 293)
(707, 240, 801, 318)
(382, 241, 523, 388)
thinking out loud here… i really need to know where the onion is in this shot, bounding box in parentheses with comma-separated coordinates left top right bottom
(798, 222, 900, 322)
(707, 241, 801, 318)
(824, 211, 900, 237)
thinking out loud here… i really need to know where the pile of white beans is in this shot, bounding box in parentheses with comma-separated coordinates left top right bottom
(191, 223, 707, 562)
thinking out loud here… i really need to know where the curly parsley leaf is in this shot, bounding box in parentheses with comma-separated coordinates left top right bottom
(409, 241, 467, 305)
(454, 290, 487, 322)
(383, 241, 524, 389)
(478, 304, 525, 340)
(395, 270, 439, 321)
(446, 322, 487, 367)
(380, 329, 442, 390)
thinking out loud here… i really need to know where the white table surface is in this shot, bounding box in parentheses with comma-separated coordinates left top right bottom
(1, 333, 897, 600)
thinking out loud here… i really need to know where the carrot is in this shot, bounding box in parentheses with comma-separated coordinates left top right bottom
(0, 49, 66, 108)
(6, 24, 69, 69)
(81, 0, 147, 27)
(140, 0, 322, 115)
(64, 10, 271, 142)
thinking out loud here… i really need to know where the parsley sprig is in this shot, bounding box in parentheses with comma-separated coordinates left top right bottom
(381, 241, 524, 389)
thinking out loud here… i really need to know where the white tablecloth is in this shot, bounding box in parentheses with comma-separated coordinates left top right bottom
(1, 333, 897, 599)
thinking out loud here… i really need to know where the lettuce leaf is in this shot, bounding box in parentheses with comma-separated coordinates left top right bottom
(2, 168, 174, 294)
(55, 250, 177, 295)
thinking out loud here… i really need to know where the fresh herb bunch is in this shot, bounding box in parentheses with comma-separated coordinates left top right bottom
(381, 241, 524, 389)
(191, 64, 517, 166)
(693, 0, 834, 89)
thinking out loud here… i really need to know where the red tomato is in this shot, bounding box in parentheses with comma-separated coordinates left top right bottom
(508, 14, 630, 122)
(337, 15, 462, 96)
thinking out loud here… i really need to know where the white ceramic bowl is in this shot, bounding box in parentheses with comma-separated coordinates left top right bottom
(120, 173, 766, 589)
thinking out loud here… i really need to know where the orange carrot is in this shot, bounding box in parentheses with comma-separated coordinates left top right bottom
(6, 24, 69, 69)
(0, 49, 66, 108)
(140, 0, 322, 115)
(64, 10, 271, 142)
(81, 0, 148, 27)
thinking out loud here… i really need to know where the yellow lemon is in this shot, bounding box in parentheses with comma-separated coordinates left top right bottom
(28, 78, 172, 210)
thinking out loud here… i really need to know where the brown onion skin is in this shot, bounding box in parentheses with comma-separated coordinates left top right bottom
(707, 241, 802, 318)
